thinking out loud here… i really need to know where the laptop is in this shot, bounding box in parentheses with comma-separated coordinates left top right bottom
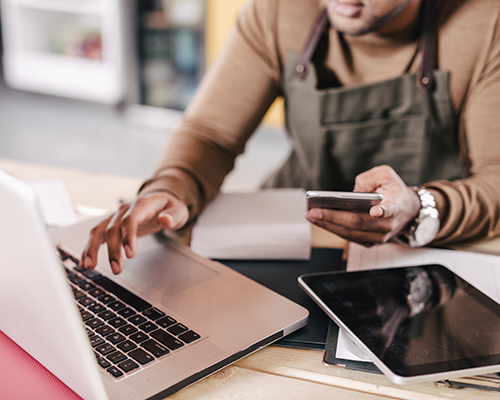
(0, 170, 308, 400)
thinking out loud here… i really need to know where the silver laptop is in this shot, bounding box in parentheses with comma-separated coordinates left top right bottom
(0, 170, 308, 400)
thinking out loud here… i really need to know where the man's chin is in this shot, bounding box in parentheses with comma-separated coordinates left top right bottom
(328, 18, 371, 36)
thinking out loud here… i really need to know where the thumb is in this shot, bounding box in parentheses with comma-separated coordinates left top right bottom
(158, 204, 189, 230)
(370, 205, 385, 218)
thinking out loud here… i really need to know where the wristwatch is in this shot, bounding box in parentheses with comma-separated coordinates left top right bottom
(398, 187, 440, 248)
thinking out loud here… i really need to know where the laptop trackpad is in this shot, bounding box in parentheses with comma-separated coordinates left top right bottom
(120, 246, 219, 297)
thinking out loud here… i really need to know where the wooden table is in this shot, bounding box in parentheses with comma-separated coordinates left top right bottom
(2, 157, 500, 400)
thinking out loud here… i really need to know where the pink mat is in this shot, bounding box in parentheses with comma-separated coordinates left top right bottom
(0, 329, 82, 400)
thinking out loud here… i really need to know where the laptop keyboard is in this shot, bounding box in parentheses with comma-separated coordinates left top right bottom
(58, 248, 201, 379)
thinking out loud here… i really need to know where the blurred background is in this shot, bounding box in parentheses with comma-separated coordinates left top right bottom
(0, 0, 290, 191)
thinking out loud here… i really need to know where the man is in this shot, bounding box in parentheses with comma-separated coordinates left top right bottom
(82, 0, 500, 274)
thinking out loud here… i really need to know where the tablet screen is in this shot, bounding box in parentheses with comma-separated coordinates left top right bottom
(300, 265, 500, 379)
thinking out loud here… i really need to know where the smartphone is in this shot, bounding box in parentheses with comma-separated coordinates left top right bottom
(306, 190, 383, 213)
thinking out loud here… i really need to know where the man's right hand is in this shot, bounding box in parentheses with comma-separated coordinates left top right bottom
(80, 191, 189, 275)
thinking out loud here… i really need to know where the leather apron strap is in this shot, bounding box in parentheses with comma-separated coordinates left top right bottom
(295, 0, 437, 93)
(295, 9, 329, 80)
(417, 0, 437, 91)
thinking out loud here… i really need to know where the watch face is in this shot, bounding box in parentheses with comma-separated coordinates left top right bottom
(414, 209, 440, 246)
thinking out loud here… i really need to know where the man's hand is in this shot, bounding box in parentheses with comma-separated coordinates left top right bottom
(306, 165, 421, 246)
(80, 191, 189, 274)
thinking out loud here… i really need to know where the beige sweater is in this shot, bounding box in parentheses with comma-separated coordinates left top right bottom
(142, 0, 500, 245)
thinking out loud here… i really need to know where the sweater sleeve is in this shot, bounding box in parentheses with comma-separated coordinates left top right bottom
(140, 0, 281, 218)
(429, 7, 500, 245)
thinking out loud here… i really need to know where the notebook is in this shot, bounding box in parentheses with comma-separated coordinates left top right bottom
(0, 170, 308, 400)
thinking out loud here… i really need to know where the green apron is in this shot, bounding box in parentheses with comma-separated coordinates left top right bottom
(265, 0, 466, 191)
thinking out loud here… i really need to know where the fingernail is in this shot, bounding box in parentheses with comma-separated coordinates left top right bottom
(373, 207, 384, 217)
(124, 245, 132, 258)
(111, 261, 120, 274)
(84, 256, 92, 269)
(309, 209, 323, 220)
(164, 213, 175, 226)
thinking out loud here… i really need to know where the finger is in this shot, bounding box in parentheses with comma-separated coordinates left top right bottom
(80, 216, 112, 270)
(370, 205, 385, 218)
(313, 217, 391, 244)
(307, 208, 393, 233)
(104, 204, 130, 274)
(354, 165, 394, 193)
(120, 194, 177, 257)
(121, 201, 156, 259)
(157, 200, 189, 230)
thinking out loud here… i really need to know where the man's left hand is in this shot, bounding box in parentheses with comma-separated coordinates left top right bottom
(305, 165, 421, 246)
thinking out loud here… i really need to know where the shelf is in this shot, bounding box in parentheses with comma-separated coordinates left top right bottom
(3, 0, 102, 16)
(3, 50, 124, 103)
(1, 0, 132, 104)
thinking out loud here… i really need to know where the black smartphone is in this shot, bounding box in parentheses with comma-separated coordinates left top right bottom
(306, 190, 383, 213)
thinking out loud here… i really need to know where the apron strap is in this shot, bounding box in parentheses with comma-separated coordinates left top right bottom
(295, 9, 329, 80)
(296, 1, 438, 91)
(417, 0, 437, 92)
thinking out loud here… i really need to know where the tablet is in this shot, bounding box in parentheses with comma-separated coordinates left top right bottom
(298, 265, 500, 384)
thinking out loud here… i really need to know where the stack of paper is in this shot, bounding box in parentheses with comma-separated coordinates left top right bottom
(29, 179, 77, 227)
(190, 189, 311, 260)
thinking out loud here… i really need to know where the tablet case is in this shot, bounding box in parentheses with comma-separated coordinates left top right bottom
(219, 248, 344, 349)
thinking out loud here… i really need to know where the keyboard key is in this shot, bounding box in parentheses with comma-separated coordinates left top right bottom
(88, 304, 106, 314)
(98, 294, 115, 304)
(80, 310, 93, 321)
(118, 324, 138, 336)
(90, 336, 105, 348)
(107, 333, 126, 345)
(73, 290, 86, 300)
(117, 359, 139, 373)
(128, 315, 147, 326)
(108, 317, 127, 328)
(118, 307, 136, 318)
(138, 321, 158, 333)
(69, 275, 84, 285)
(96, 343, 116, 356)
(156, 316, 176, 328)
(97, 357, 111, 369)
(98, 310, 116, 321)
(96, 325, 115, 336)
(143, 308, 165, 321)
(141, 339, 169, 358)
(88, 288, 106, 298)
(107, 366, 123, 378)
(129, 332, 148, 344)
(129, 348, 155, 364)
(86, 328, 95, 337)
(150, 330, 184, 351)
(167, 323, 188, 336)
(179, 330, 201, 344)
(108, 301, 126, 311)
(78, 281, 96, 292)
(106, 351, 127, 364)
(86, 318, 104, 329)
(81, 269, 101, 280)
(117, 340, 137, 353)
(78, 296, 95, 307)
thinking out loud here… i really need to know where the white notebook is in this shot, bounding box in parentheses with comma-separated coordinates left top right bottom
(191, 189, 311, 260)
